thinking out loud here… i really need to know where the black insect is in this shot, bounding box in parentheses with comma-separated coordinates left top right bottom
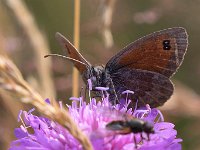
(106, 118, 154, 148)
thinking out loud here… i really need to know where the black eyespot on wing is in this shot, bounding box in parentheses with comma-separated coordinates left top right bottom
(163, 40, 171, 50)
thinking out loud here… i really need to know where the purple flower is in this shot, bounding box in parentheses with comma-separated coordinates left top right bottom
(10, 94, 182, 150)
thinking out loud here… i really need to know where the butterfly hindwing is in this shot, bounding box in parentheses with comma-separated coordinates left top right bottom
(109, 68, 174, 108)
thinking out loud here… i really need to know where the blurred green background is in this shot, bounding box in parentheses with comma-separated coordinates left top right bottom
(0, 0, 200, 149)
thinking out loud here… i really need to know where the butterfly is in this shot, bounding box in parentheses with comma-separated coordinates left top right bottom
(45, 27, 188, 108)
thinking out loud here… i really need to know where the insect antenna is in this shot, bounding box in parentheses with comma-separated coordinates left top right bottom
(44, 54, 90, 68)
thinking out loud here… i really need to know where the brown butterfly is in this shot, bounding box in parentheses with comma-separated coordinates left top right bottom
(45, 27, 188, 108)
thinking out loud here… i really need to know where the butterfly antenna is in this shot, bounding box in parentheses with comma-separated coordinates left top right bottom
(44, 54, 90, 68)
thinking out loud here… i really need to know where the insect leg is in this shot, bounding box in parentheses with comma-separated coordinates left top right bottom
(109, 78, 119, 105)
(133, 135, 138, 149)
(84, 83, 89, 101)
(140, 133, 144, 143)
(147, 133, 150, 141)
(103, 135, 116, 146)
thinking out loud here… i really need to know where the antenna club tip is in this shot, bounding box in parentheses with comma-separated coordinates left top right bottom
(44, 55, 49, 58)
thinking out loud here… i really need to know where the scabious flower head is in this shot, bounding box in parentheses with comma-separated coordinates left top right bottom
(10, 89, 182, 150)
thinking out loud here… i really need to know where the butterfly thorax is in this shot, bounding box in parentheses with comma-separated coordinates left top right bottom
(82, 65, 111, 90)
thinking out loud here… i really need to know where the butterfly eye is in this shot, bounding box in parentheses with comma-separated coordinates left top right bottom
(162, 40, 171, 50)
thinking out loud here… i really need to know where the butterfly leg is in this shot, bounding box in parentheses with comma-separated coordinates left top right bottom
(109, 78, 119, 105)
(80, 86, 86, 101)
(83, 83, 90, 101)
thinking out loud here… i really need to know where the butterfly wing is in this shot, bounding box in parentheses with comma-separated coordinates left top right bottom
(106, 27, 188, 78)
(109, 68, 174, 108)
(55, 32, 91, 74)
(105, 27, 187, 108)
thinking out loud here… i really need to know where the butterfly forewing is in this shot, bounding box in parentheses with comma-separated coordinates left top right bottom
(55, 32, 91, 74)
(106, 27, 188, 78)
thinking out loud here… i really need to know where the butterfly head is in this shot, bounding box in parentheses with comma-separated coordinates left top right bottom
(83, 65, 109, 90)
